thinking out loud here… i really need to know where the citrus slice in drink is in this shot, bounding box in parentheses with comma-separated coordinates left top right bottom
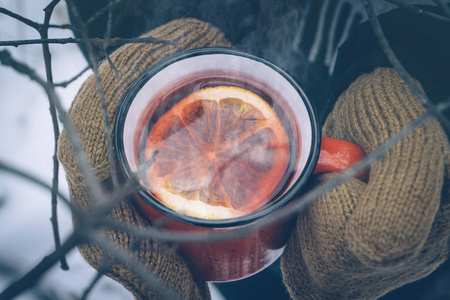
(144, 86, 290, 219)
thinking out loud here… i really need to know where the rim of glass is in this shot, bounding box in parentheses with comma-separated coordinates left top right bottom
(114, 47, 321, 228)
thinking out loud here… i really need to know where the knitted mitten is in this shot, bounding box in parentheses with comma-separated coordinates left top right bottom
(281, 68, 450, 299)
(57, 19, 231, 300)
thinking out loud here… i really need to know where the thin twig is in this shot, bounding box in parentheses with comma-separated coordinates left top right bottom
(49, 90, 111, 206)
(113, 114, 437, 243)
(80, 271, 105, 300)
(363, 0, 450, 132)
(80, 257, 114, 300)
(47, 23, 74, 30)
(0, 49, 106, 209)
(0, 36, 174, 48)
(89, 151, 157, 221)
(54, 65, 91, 87)
(0, 6, 74, 30)
(98, 98, 450, 244)
(104, 52, 119, 74)
(0, 232, 82, 300)
(102, 0, 120, 75)
(134, 151, 159, 181)
(384, 0, 450, 23)
(104, 0, 114, 47)
(85, 0, 126, 26)
(91, 177, 141, 220)
(0, 160, 71, 208)
(40, 0, 68, 271)
(0, 48, 75, 266)
(2, 1, 448, 299)
(65, 0, 119, 189)
(0, 50, 47, 87)
(0, 7, 40, 30)
(90, 233, 182, 300)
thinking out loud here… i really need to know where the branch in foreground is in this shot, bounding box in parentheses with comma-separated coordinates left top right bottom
(384, 0, 450, 23)
(80, 271, 105, 300)
(48, 23, 74, 30)
(0, 36, 174, 48)
(65, 0, 120, 190)
(0, 7, 73, 30)
(85, 0, 126, 26)
(98, 100, 450, 244)
(54, 65, 91, 88)
(102, 0, 120, 75)
(0, 49, 107, 212)
(1, 30, 114, 235)
(0, 232, 82, 300)
(91, 233, 182, 300)
(80, 271, 104, 300)
(363, 0, 450, 132)
(80, 256, 114, 300)
(40, 0, 68, 271)
(0, 160, 71, 207)
(0, 7, 40, 30)
(0, 50, 47, 88)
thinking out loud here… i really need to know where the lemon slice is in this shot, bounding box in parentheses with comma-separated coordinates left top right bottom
(145, 86, 289, 219)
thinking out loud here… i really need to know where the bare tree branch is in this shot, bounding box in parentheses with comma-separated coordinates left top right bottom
(90, 233, 182, 300)
(99, 98, 450, 244)
(363, 0, 450, 132)
(47, 23, 74, 30)
(104, 0, 114, 46)
(39, 0, 68, 271)
(104, 52, 119, 74)
(0, 6, 73, 30)
(0, 7, 40, 30)
(0, 50, 47, 88)
(2, 1, 450, 299)
(80, 271, 104, 300)
(384, 0, 450, 23)
(0, 48, 107, 210)
(0, 36, 174, 48)
(0, 160, 71, 207)
(65, 0, 120, 190)
(102, 0, 120, 75)
(80, 257, 114, 300)
(80, 271, 105, 300)
(0, 232, 83, 300)
(85, 0, 126, 26)
(54, 65, 91, 87)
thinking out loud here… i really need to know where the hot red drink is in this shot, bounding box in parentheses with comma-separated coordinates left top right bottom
(136, 70, 300, 220)
(115, 48, 365, 282)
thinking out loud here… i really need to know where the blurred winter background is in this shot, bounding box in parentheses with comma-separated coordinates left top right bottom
(0, 0, 134, 299)
(0, 1, 228, 298)
(1, 0, 450, 299)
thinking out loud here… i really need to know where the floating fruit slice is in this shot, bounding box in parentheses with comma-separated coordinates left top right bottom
(144, 86, 290, 219)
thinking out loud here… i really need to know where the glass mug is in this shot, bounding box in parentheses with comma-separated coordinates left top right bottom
(114, 48, 365, 282)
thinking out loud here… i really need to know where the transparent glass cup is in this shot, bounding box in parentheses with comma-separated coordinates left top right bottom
(114, 48, 365, 282)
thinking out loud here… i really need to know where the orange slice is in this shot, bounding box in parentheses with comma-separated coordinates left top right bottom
(144, 86, 290, 219)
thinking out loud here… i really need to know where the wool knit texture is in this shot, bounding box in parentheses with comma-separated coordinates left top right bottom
(58, 18, 450, 300)
(57, 19, 231, 300)
(281, 68, 450, 299)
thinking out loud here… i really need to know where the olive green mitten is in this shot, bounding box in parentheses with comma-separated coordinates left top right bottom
(57, 19, 231, 300)
(281, 68, 450, 299)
